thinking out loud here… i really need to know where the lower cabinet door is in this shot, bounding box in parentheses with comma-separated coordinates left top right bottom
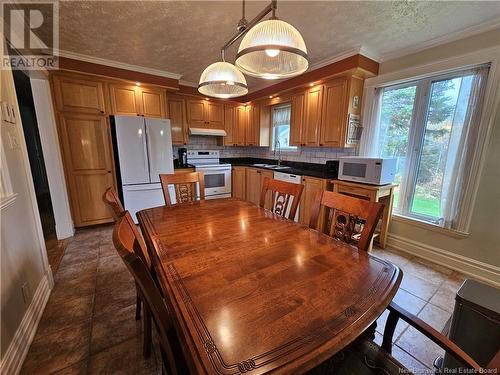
(260, 170, 274, 209)
(58, 113, 116, 227)
(232, 167, 246, 199)
(299, 176, 326, 230)
(245, 168, 261, 205)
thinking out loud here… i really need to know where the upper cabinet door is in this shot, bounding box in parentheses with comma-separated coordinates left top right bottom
(168, 95, 188, 145)
(52, 75, 106, 114)
(320, 78, 348, 147)
(110, 84, 141, 116)
(245, 105, 260, 146)
(140, 88, 166, 118)
(235, 106, 247, 146)
(290, 92, 305, 146)
(224, 104, 236, 146)
(207, 102, 224, 129)
(186, 99, 207, 128)
(303, 85, 323, 146)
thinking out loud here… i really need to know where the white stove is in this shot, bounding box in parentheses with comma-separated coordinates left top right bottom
(187, 150, 231, 199)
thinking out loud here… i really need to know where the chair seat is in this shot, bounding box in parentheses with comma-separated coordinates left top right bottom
(307, 337, 410, 375)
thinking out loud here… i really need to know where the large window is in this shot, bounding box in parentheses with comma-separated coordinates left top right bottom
(271, 104, 296, 151)
(373, 65, 489, 229)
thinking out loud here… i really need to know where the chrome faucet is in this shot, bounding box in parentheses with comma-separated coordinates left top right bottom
(274, 139, 282, 166)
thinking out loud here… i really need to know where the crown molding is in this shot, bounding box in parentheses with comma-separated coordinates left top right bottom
(179, 79, 198, 87)
(379, 17, 500, 62)
(57, 50, 183, 80)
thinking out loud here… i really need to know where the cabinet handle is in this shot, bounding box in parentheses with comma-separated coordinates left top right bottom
(320, 143, 324, 146)
(257, 171, 261, 173)
(100, 110, 105, 114)
(107, 170, 112, 173)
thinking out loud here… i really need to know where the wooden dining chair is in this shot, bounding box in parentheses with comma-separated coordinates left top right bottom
(102, 188, 149, 314)
(113, 213, 187, 375)
(103, 209, 152, 358)
(309, 300, 484, 375)
(159, 172, 205, 206)
(103, 187, 125, 220)
(309, 190, 384, 252)
(259, 177, 304, 220)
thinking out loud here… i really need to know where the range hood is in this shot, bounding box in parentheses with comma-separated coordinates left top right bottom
(189, 128, 227, 137)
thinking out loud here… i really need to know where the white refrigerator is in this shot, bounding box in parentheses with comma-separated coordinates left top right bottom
(113, 115, 175, 222)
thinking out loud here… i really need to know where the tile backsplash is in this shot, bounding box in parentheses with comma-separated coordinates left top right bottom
(173, 136, 357, 165)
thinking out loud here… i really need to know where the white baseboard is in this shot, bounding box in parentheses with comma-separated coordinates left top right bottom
(0, 272, 52, 375)
(386, 233, 500, 287)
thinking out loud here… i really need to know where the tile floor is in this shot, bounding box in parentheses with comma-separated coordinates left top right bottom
(21, 225, 466, 374)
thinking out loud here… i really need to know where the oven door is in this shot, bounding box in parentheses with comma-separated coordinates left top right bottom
(197, 166, 232, 198)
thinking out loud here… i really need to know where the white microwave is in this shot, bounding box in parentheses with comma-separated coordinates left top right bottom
(338, 157, 397, 185)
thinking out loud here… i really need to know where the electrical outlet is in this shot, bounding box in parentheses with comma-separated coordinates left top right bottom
(21, 282, 31, 305)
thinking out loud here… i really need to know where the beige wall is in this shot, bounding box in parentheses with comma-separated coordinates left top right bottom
(381, 29, 500, 268)
(1, 69, 49, 358)
(380, 28, 500, 74)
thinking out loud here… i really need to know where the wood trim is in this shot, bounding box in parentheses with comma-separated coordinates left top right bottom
(244, 54, 379, 102)
(59, 57, 179, 90)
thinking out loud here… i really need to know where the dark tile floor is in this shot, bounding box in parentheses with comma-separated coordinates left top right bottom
(21, 225, 465, 374)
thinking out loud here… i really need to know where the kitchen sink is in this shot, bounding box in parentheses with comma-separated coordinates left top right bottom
(268, 165, 291, 170)
(252, 163, 291, 170)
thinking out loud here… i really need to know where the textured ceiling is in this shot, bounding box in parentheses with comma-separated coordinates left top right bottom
(59, 1, 500, 91)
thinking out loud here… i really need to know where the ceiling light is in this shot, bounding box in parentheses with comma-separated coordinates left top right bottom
(198, 61, 248, 99)
(309, 82, 314, 87)
(135, 82, 141, 86)
(235, 2, 308, 80)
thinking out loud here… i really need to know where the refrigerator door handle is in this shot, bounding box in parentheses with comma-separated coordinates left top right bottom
(143, 124, 150, 178)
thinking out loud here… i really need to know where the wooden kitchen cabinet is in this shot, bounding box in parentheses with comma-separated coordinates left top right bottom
(245, 168, 262, 205)
(287, 74, 365, 148)
(260, 169, 274, 208)
(302, 85, 323, 146)
(110, 83, 166, 118)
(232, 166, 246, 200)
(319, 77, 348, 147)
(52, 74, 106, 114)
(290, 92, 305, 146)
(140, 87, 166, 118)
(224, 104, 235, 145)
(57, 113, 116, 227)
(186, 99, 224, 129)
(207, 101, 224, 129)
(245, 104, 260, 146)
(244, 167, 273, 207)
(167, 95, 188, 145)
(299, 176, 328, 231)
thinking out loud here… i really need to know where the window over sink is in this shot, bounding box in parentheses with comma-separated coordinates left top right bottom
(271, 104, 296, 151)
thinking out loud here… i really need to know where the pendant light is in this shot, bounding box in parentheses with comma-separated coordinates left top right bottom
(235, 1, 308, 79)
(198, 0, 307, 98)
(198, 60, 248, 99)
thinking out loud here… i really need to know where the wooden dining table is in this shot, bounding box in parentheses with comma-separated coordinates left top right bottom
(137, 198, 402, 375)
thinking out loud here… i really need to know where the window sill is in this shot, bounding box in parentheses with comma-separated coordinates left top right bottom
(392, 213, 470, 239)
(0, 193, 18, 211)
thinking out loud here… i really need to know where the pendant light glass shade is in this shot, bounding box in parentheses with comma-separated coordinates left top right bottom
(198, 61, 248, 98)
(235, 19, 308, 79)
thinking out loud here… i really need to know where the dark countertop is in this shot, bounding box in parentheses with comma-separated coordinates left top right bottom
(221, 157, 339, 179)
(173, 160, 195, 169)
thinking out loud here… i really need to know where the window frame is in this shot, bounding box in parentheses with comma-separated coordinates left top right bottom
(381, 69, 486, 224)
(361, 48, 500, 236)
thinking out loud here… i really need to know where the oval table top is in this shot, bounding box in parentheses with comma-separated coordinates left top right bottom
(137, 198, 401, 375)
